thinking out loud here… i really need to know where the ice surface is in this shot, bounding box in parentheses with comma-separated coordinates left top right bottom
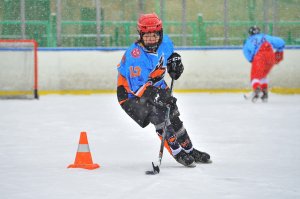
(0, 93, 300, 199)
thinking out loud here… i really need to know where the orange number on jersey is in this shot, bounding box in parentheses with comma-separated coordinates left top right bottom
(130, 66, 141, 78)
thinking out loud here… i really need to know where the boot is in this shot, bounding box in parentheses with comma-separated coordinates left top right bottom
(189, 149, 211, 163)
(261, 88, 268, 102)
(252, 87, 261, 103)
(174, 150, 195, 167)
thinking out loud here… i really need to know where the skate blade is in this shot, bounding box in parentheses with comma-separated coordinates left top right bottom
(186, 162, 196, 168)
(145, 170, 159, 175)
(251, 97, 259, 103)
(194, 159, 213, 164)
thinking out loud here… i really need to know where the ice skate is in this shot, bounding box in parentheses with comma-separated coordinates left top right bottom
(189, 149, 212, 163)
(251, 88, 261, 103)
(261, 88, 268, 103)
(174, 150, 195, 167)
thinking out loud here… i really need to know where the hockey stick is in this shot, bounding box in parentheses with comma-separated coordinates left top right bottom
(145, 78, 174, 175)
(243, 92, 253, 100)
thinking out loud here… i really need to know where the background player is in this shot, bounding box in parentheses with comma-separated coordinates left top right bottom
(243, 25, 285, 102)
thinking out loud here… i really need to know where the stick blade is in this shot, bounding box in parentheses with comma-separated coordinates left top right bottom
(145, 162, 160, 175)
(145, 170, 157, 175)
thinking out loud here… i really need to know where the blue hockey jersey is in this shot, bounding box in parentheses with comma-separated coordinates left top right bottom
(243, 33, 285, 62)
(117, 35, 174, 104)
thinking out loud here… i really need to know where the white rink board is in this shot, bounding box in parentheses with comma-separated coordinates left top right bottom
(37, 48, 300, 91)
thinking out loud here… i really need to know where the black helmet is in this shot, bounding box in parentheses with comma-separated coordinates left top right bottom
(248, 26, 261, 35)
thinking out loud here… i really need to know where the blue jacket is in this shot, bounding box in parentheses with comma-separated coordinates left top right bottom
(243, 33, 285, 62)
(117, 35, 174, 100)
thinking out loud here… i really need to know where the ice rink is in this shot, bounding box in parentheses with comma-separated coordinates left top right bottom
(1, 93, 300, 199)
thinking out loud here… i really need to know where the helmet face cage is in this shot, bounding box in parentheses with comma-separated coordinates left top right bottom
(248, 26, 261, 35)
(139, 30, 163, 52)
(137, 13, 163, 52)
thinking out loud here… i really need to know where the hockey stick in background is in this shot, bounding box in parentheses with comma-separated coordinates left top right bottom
(243, 92, 254, 100)
(145, 78, 174, 175)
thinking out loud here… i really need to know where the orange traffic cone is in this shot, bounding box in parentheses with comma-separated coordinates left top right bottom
(68, 131, 100, 170)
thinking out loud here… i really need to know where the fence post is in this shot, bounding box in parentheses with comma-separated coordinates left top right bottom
(263, 0, 269, 33)
(198, 14, 206, 46)
(56, 0, 62, 47)
(95, 0, 101, 46)
(248, 0, 256, 23)
(20, 0, 26, 39)
(272, 0, 279, 35)
(287, 31, 292, 45)
(125, 24, 130, 46)
(223, 0, 229, 45)
(49, 13, 57, 47)
(181, 0, 187, 46)
(159, 0, 165, 21)
(269, 23, 273, 35)
(114, 26, 119, 46)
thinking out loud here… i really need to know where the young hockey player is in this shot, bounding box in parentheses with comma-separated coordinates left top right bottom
(116, 13, 211, 167)
(243, 25, 285, 102)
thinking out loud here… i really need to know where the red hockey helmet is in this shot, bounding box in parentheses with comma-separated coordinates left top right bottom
(137, 13, 163, 52)
(137, 13, 163, 33)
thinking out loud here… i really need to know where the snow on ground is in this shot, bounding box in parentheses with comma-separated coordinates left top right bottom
(0, 93, 300, 199)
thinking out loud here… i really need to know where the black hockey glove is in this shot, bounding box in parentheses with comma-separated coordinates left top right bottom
(141, 86, 177, 107)
(167, 52, 184, 80)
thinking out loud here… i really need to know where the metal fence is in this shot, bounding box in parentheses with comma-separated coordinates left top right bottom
(0, 0, 299, 47)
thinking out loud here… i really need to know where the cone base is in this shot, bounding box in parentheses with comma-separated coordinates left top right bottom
(68, 163, 100, 170)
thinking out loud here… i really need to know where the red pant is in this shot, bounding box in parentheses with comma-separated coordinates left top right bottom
(251, 42, 276, 80)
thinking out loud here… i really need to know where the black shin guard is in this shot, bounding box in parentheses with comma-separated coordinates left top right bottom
(171, 117, 193, 151)
(155, 124, 181, 154)
(176, 129, 193, 151)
